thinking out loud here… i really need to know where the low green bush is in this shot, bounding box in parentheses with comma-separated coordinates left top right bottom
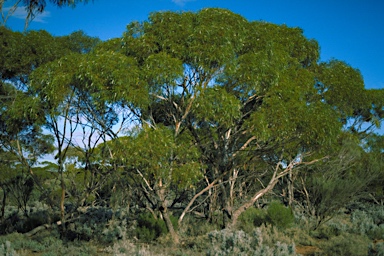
(266, 201, 295, 229)
(237, 201, 294, 232)
(238, 207, 267, 233)
(136, 212, 178, 242)
(179, 215, 219, 238)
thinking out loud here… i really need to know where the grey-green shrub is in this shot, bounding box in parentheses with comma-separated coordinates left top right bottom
(323, 233, 370, 256)
(370, 241, 384, 256)
(206, 226, 296, 256)
(0, 232, 45, 253)
(207, 229, 253, 255)
(65, 206, 131, 243)
(311, 219, 350, 240)
(0, 241, 18, 256)
(351, 209, 384, 240)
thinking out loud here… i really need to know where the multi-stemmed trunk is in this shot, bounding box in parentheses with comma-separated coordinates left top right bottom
(227, 159, 302, 229)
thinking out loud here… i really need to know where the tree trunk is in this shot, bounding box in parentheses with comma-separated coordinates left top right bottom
(287, 168, 295, 206)
(228, 160, 298, 229)
(178, 178, 217, 225)
(60, 177, 66, 231)
(229, 180, 278, 229)
(59, 161, 66, 232)
(158, 185, 179, 245)
(160, 203, 179, 245)
(1, 187, 6, 220)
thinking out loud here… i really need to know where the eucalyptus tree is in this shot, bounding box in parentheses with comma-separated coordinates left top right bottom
(28, 8, 383, 242)
(118, 8, 383, 230)
(105, 126, 204, 244)
(0, 27, 99, 169)
(29, 42, 147, 228)
(0, 28, 68, 209)
(0, 27, 100, 227)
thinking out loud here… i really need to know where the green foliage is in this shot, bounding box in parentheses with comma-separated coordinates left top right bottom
(317, 60, 368, 122)
(117, 8, 383, 232)
(136, 212, 178, 242)
(58, 31, 100, 54)
(178, 216, 220, 250)
(311, 222, 347, 240)
(194, 87, 241, 125)
(207, 229, 254, 256)
(116, 126, 203, 190)
(238, 207, 267, 232)
(266, 201, 295, 229)
(238, 203, 294, 232)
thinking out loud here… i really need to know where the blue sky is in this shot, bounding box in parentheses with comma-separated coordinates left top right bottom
(4, 0, 384, 90)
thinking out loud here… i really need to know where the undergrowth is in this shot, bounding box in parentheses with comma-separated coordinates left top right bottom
(0, 201, 383, 255)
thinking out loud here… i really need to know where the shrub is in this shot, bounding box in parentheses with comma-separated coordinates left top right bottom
(64, 206, 131, 243)
(206, 229, 253, 256)
(255, 224, 296, 247)
(178, 215, 219, 238)
(206, 225, 297, 256)
(322, 233, 370, 256)
(136, 212, 178, 242)
(0, 241, 19, 256)
(105, 239, 155, 256)
(351, 209, 384, 240)
(266, 201, 294, 229)
(237, 202, 294, 232)
(369, 241, 384, 256)
(285, 227, 316, 247)
(22, 210, 50, 233)
(310, 217, 350, 240)
(0, 232, 45, 253)
(238, 207, 267, 233)
(41, 241, 98, 256)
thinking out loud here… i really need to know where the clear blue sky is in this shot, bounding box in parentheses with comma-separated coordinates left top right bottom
(5, 0, 384, 90)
